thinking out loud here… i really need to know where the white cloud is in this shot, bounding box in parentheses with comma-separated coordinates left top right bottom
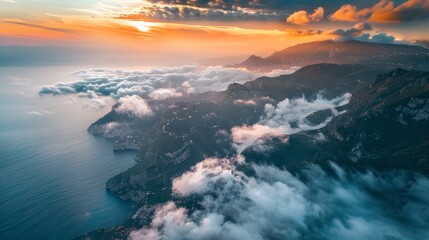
(181, 81, 195, 95)
(78, 90, 98, 99)
(232, 93, 351, 153)
(115, 95, 154, 117)
(63, 96, 78, 105)
(172, 157, 241, 196)
(38, 65, 298, 116)
(287, 7, 324, 25)
(39, 65, 297, 100)
(264, 67, 300, 77)
(232, 124, 286, 153)
(149, 88, 183, 100)
(82, 98, 107, 111)
(234, 99, 257, 105)
(131, 158, 429, 240)
(27, 110, 53, 116)
(79, 90, 108, 110)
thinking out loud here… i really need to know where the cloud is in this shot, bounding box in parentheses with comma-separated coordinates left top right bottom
(122, 4, 282, 21)
(115, 95, 154, 117)
(130, 157, 429, 240)
(39, 65, 270, 99)
(331, 0, 429, 23)
(27, 110, 53, 116)
(181, 81, 195, 95)
(331, 22, 372, 38)
(120, 0, 328, 21)
(82, 98, 108, 111)
(371, 32, 396, 43)
(370, 0, 429, 22)
(145, 0, 281, 11)
(232, 124, 287, 153)
(172, 157, 239, 196)
(330, 4, 372, 22)
(264, 68, 299, 77)
(64, 96, 78, 105)
(40, 84, 77, 95)
(287, 7, 324, 25)
(330, 22, 398, 43)
(90, 121, 133, 138)
(149, 88, 183, 100)
(3, 20, 75, 34)
(232, 93, 351, 153)
(78, 90, 108, 110)
(234, 99, 257, 105)
(285, 29, 323, 36)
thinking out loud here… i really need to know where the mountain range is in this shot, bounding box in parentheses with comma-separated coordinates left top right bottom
(231, 40, 429, 71)
(77, 40, 429, 239)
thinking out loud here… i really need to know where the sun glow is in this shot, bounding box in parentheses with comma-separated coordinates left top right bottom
(126, 20, 158, 32)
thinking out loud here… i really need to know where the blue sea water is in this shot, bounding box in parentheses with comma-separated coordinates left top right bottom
(0, 67, 136, 240)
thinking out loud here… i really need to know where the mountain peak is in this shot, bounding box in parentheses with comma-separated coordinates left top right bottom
(240, 54, 265, 67)
(224, 83, 255, 101)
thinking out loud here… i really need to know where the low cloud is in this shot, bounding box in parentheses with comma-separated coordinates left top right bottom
(371, 32, 396, 43)
(92, 122, 133, 139)
(79, 90, 108, 110)
(131, 157, 429, 240)
(331, 0, 429, 23)
(330, 22, 398, 43)
(63, 96, 78, 105)
(27, 110, 53, 116)
(172, 157, 239, 197)
(287, 7, 324, 25)
(234, 99, 257, 106)
(232, 124, 287, 153)
(232, 93, 351, 153)
(82, 98, 107, 111)
(115, 95, 154, 118)
(286, 29, 323, 37)
(39, 65, 270, 99)
(331, 22, 372, 38)
(149, 88, 183, 100)
(264, 68, 300, 77)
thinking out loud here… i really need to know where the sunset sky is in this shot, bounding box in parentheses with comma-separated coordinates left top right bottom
(1, 0, 429, 66)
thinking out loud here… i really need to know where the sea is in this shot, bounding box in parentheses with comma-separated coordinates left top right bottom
(0, 66, 136, 240)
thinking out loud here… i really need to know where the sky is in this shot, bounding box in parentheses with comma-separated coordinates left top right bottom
(1, 0, 429, 66)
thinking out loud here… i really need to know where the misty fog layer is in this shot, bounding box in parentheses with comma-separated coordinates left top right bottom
(130, 157, 429, 240)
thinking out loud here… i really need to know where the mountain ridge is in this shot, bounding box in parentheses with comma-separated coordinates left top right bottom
(77, 64, 429, 240)
(232, 40, 429, 71)
(243, 68, 429, 174)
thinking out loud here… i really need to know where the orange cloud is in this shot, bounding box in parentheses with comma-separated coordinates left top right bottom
(331, 0, 429, 23)
(329, 4, 372, 22)
(286, 7, 324, 25)
(0, 14, 301, 63)
(0, 0, 335, 64)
